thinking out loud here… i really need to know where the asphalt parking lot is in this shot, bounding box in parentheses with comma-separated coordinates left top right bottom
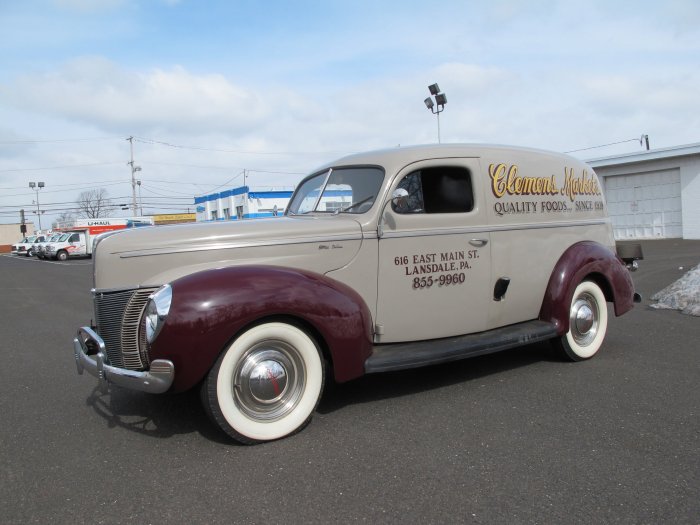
(1, 240, 699, 524)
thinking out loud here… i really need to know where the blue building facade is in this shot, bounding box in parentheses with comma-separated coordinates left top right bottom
(194, 186, 294, 222)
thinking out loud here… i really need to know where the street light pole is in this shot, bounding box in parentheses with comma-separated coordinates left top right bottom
(28, 181, 45, 230)
(424, 83, 447, 143)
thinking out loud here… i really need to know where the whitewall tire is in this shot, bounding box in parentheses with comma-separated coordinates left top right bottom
(203, 322, 324, 444)
(554, 280, 608, 361)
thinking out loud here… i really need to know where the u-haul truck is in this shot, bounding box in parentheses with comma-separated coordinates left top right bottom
(47, 218, 153, 260)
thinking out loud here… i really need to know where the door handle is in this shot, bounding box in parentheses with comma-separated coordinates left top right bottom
(469, 239, 488, 247)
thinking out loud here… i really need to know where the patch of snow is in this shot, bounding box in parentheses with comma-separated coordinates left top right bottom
(650, 263, 700, 316)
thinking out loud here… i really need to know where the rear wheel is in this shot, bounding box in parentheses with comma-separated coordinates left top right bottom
(553, 280, 608, 361)
(202, 322, 325, 444)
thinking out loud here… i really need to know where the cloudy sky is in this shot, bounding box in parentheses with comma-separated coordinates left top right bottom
(1, 0, 699, 228)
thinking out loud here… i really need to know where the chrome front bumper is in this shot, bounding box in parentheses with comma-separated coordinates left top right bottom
(73, 326, 174, 394)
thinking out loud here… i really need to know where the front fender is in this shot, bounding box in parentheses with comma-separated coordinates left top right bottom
(539, 241, 636, 335)
(149, 265, 374, 392)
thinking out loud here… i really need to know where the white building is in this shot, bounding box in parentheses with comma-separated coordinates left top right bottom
(195, 187, 293, 222)
(588, 142, 700, 240)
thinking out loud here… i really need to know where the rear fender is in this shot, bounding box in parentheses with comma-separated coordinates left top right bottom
(539, 241, 636, 335)
(150, 265, 374, 392)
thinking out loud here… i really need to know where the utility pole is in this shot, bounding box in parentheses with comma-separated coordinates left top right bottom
(127, 136, 141, 216)
(641, 134, 650, 151)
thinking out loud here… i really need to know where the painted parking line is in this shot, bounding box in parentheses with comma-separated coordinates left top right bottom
(0, 254, 92, 266)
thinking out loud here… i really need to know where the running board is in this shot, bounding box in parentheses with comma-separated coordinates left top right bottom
(365, 320, 558, 374)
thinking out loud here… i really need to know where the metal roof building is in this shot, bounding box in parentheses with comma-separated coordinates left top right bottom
(588, 142, 700, 240)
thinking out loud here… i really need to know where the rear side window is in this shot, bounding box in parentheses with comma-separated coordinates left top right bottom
(393, 166, 474, 214)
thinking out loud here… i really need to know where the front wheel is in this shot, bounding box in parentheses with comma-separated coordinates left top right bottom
(552, 280, 608, 361)
(56, 250, 68, 261)
(202, 322, 325, 444)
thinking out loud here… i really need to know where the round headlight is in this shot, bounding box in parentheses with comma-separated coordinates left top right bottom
(144, 284, 172, 344)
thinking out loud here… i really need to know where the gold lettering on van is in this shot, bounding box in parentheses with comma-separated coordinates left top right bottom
(489, 163, 559, 198)
(561, 168, 601, 202)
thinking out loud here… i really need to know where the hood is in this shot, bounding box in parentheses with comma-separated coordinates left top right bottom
(94, 216, 365, 290)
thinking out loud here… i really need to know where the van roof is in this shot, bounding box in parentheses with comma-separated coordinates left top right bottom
(314, 143, 585, 174)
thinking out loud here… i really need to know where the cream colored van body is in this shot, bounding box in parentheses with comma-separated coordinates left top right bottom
(75, 144, 638, 444)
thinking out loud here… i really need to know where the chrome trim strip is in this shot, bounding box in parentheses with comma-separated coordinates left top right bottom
(117, 234, 365, 258)
(380, 219, 609, 239)
(92, 284, 162, 295)
(73, 326, 174, 394)
(115, 218, 607, 255)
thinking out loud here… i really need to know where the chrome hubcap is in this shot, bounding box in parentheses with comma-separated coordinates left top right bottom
(570, 293, 598, 346)
(233, 341, 305, 422)
(248, 360, 288, 404)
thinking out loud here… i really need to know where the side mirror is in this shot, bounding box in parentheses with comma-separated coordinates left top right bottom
(378, 188, 409, 239)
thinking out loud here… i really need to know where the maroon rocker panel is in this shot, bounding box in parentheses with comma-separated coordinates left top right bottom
(149, 265, 374, 393)
(540, 241, 636, 335)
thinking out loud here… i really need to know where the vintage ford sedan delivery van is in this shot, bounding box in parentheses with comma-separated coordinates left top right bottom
(74, 144, 641, 443)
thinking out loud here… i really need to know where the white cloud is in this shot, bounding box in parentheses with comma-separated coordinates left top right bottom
(7, 57, 268, 135)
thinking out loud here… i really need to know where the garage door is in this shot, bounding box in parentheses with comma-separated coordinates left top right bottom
(603, 169, 682, 239)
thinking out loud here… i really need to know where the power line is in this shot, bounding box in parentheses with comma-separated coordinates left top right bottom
(142, 160, 305, 175)
(0, 179, 127, 191)
(199, 170, 245, 195)
(134, 136, 349, 157)
(140, 185, 195, 198)
(0, 137, 122, 144)
(0, 161, 123, 173)
(141, 181, 201, 196)
(1, 181, 128, 198)
(565, 138, 643, 153)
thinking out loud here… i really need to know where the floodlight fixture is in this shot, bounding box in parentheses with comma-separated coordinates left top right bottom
(424, 83, 447, 143)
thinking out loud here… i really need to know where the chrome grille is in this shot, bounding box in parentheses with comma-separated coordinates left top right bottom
(94, 287, 157, 370)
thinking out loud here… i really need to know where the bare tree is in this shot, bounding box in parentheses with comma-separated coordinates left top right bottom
(52, 211, 76, 229)
(76, 189, 115, 218)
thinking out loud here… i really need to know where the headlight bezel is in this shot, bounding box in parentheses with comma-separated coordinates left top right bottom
(143, 284, 172, 345)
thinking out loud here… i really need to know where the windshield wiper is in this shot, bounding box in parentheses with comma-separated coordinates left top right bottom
(334, 195, 374, 214)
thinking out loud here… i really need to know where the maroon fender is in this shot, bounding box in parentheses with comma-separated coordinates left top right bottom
(539, 241, 636, 335)
(149, 265, 374, 393)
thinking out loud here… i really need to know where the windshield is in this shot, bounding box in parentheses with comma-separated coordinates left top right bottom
(287, 166, 384, 215)
(25, 236, 37, 243)
(58, 233, 71, 242)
